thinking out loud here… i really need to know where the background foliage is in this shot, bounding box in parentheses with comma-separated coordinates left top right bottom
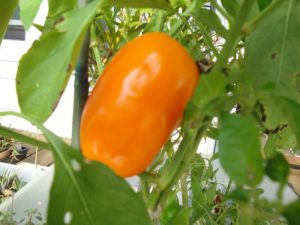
(0, 0, 300, 224)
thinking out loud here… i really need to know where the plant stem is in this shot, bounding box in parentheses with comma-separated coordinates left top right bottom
(168, 1, 197, 37)
(139, 172, 159, 184)
(71, 31, 90, 149)
(212, 0, 256, 73)
(168, 18, 185, 37)
(159, 129, 197, 189)
(91, 46, 103, 74)
(158, 120, 210, 207)
(148, 117, 210, 211)
(154, 10, 167, 32)
(181, 175, 189, 208)
(196, 21, 219, 58)
(225, 178, 232, 195)
(147, 129, 197, 210)
(0, 125, 49, 149)
(90, 23, 104, 74)
(140, 177, 150, 201)
(148, 140, 174, 172)
(277, 183, 284, 203)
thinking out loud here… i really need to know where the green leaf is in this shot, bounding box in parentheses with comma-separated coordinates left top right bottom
(275, 126, 296, 150)
(192, 72, 227, 115)
(144, 10, 167, 32)
(168, 208, 192, 225)
(17, 1, 103, 123)
(48, 0, 77, 18)
(220, 0, 240, 18)
(220, 0, 259, 20)
(0, 111, 151, 225)
(263, 134, 279, 158)
(191, 194, 206, 223)
(205, 182, 218, 204)
(219, 113, 264, 186)
(245, 0, 300, 101)
(190, 156, 206, 222)
(168, 0, 180, 8)
(259, 96, 287, 130)
(160, 192, 181, 225)
(228, 188, 250, 202)
(265, 153, 289, 183)
(257, 0, 272, 10)
(190, 157, 219, 223)
(103, 0, 171, 10)
(19, 0, 43, 30)
(191, 8, 227, 38)
(205, 126, 219, 140)
(282, 199, 300, 225)
(185, 37, 205, 61)
(191, 154, 206, 181)
(47, 135, 151, 225)
(0, 0, 18, 45)
(0, 125, 49, 149)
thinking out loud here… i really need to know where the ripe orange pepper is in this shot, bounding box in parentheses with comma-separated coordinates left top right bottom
(80, 32, 199, 177)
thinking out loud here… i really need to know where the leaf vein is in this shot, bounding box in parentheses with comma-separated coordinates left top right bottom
(276, 0, 294, 92)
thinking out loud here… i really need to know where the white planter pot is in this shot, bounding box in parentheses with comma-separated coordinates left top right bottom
(211, 159, 298, 204)
(0, 162, 54, 223)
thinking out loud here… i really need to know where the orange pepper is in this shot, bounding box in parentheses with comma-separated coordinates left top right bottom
(80, 32, 199, 177)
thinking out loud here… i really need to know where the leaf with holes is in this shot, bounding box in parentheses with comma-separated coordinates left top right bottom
(245, 0, 300, 101)
(0, 111, 151, 225)
(219, 113, 264, 186)
(275, 126, 296, 150)
(16, 1, 103, 123)
(46, 134, 151, 225)
(259, 96, 287, 130)
(279, 97, 300, 149)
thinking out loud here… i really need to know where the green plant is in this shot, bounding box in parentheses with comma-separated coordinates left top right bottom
(10, 146, 23, 161)
(20, 208, 45, 225)
(0, 135, 27, 161)
(0, 208, 46, 225)
(0, 171, 25, 203)
(0, 211, 17, 225)
(0, 136, 16, 153)
(0, 0, 300, 224)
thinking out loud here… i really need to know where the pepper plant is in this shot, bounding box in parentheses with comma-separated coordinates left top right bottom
(0, 0, 300, 224)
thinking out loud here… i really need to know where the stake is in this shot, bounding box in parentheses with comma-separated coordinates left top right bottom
(71, 31, 90, 149)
